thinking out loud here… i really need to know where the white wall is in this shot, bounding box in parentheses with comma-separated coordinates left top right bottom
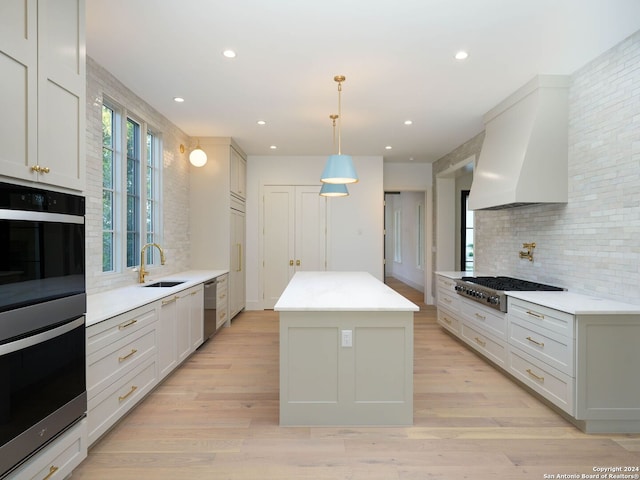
(383, 162, 432, 191)
(245, 155, 384, 310)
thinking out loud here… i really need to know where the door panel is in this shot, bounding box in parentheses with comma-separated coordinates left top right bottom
(263, 185, 326, 309)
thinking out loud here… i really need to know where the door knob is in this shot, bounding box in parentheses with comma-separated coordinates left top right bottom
(289, 260, 294, 266)
(296, 260, 301, 266)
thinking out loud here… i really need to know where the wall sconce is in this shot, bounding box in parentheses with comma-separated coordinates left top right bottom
(180, 140, 208, 167)
(519, 242, 536, 262)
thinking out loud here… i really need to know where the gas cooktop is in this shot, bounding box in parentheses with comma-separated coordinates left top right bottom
(454, 276, 564, 312)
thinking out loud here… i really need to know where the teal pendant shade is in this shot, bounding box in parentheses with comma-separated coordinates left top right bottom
(319, 182, 349, 197)
(320, 154, 358, 184)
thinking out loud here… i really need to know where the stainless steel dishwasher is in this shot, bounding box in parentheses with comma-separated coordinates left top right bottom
(203, 278, 217, 341)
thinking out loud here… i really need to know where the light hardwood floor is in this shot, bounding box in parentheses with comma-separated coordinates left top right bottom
(74, 279, 640, 479)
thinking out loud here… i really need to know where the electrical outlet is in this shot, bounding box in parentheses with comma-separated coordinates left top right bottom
(341, 330, 352, 347)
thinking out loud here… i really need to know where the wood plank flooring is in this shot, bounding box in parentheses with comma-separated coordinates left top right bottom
(73, 278, 640, 479)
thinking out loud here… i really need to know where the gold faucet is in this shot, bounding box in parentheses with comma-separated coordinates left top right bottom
(138, 243, 166, 283)
(519, 242, 536, 262)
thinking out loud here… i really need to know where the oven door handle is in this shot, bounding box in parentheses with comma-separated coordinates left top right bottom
(0, 316, 84, 355)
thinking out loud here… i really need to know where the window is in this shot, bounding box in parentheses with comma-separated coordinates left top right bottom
(461, 190, 474, 272)
(102, 100, 162, 273)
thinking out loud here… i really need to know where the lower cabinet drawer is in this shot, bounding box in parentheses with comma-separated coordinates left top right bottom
(461, 322, 507, 368)
(508, 347, 574, 415)
(509, 318, 573, 375)
(87, 324, 157, 399)
(437, 308, 461, 335)
(87, 357, 157, 446)
(8, 419, 87, 480)
(461, 299, 507, 339)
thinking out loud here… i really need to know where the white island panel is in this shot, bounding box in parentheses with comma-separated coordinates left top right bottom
(277, 272, 417, 426)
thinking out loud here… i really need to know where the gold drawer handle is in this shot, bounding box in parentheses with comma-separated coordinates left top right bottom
(475, 313, 486, 320)
(219, 293, 226, 299)
(118, 349, 138, 362)
(118, 319, 137, 330)
(162, 296, 178, 305)
(191, 291, 197, 296)
(442, 297, 451, 303)
(30, 165, 50, 174)
(526, 310, 545, 319)
(220, 312, 227, 319)
(526, 368, 545, 383)
(118, 385, 138, 402)
(443, 317, 452, 325)
(43, 465, 59, 480)
(474, 337, 486, 347)
(526, 336, 544, 348)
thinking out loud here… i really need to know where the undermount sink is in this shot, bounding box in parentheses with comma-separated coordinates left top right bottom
(143, 280, 185, 288)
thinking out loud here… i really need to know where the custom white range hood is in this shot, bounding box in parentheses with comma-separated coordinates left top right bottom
(468, 75, 570, 210)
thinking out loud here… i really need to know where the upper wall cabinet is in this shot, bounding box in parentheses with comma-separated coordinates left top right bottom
(230, 146, 246, 200)
(0, 0, 86, 192)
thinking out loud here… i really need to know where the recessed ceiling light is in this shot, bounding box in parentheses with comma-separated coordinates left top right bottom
(223, 49, 237, 58)
(257, 120, 266, 125)
(173, 97, 185, 103)
(404, 120, 413, 125)
(385, 145, 393, 150)
(455, 50, 469, 60)
(409, 157, 414, 161)
(270, 145, 277, 150)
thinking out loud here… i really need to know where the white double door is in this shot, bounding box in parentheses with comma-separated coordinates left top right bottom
(263, 185, 327, 308)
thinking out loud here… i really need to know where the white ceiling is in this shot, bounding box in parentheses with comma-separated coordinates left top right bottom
(86, 0, 640, 164)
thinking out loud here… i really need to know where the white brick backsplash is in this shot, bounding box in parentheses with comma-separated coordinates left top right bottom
(85, 57, 191, 294)
(434, 30, 640, 305)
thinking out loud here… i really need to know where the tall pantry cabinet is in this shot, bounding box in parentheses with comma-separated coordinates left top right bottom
(0, 0, 86, 192)
(190, 137, 246, 320)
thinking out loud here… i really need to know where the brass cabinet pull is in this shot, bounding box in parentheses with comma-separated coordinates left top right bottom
(289, 260, 294, 266)
(190, 291, 197, 296)
(118, 319, 137, 330)
(43, 465, 59, 480)
(118, 385, 138, 402)
(475, 313, 486, 320)
(30, 165, 50, 174)
(443, 317, 452, 325)
(162, 296, 178, 305)
(526, 336, 544, 348)
(526, 310, 545, 319)
(526, 368, 544, 383)
(220, 311, 226, 319)
(296, 259, 300, 266)
(474, 337, 486, 347)
(118, 349, 138, 362)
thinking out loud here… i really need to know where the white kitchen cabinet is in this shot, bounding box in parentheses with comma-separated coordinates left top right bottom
(6, 419, 87, 480)
(190, 138, 246, 320)
(216, 273, 230, 329)
(262, 185, 327, 308)
(230, 146, 246, 199)
(0, 0, 85, 191)
(159, 284, 204, 379)
(230, 199, 245, 319)
(86, 303, 159, 445)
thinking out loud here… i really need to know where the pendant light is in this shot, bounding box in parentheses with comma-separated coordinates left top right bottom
(320, 75, 358, 184)
(320, 115, 349, 197)
(189, 139, 207, 167)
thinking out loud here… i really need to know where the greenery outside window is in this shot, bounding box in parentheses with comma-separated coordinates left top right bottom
(102, 99, 162, 273)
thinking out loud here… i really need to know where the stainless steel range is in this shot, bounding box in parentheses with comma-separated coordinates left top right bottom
(454, 276, 564, 312)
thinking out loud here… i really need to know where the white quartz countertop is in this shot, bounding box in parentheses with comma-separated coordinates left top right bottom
(274, 271, 419, 312)
(507, 291, 640, 315)
(86, 269, 227, 327)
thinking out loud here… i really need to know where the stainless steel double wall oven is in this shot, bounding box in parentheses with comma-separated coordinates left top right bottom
(0, 182, 86, 478)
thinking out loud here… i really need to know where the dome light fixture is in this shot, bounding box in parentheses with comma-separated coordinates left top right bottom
(320, 75, 358, 184)
(320, 114, 348, 197)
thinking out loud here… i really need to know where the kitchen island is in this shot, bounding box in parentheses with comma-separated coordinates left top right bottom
(274, 271, 419, 426)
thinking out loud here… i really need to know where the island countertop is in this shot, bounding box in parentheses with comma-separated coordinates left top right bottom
(274, 271, 419, 312)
